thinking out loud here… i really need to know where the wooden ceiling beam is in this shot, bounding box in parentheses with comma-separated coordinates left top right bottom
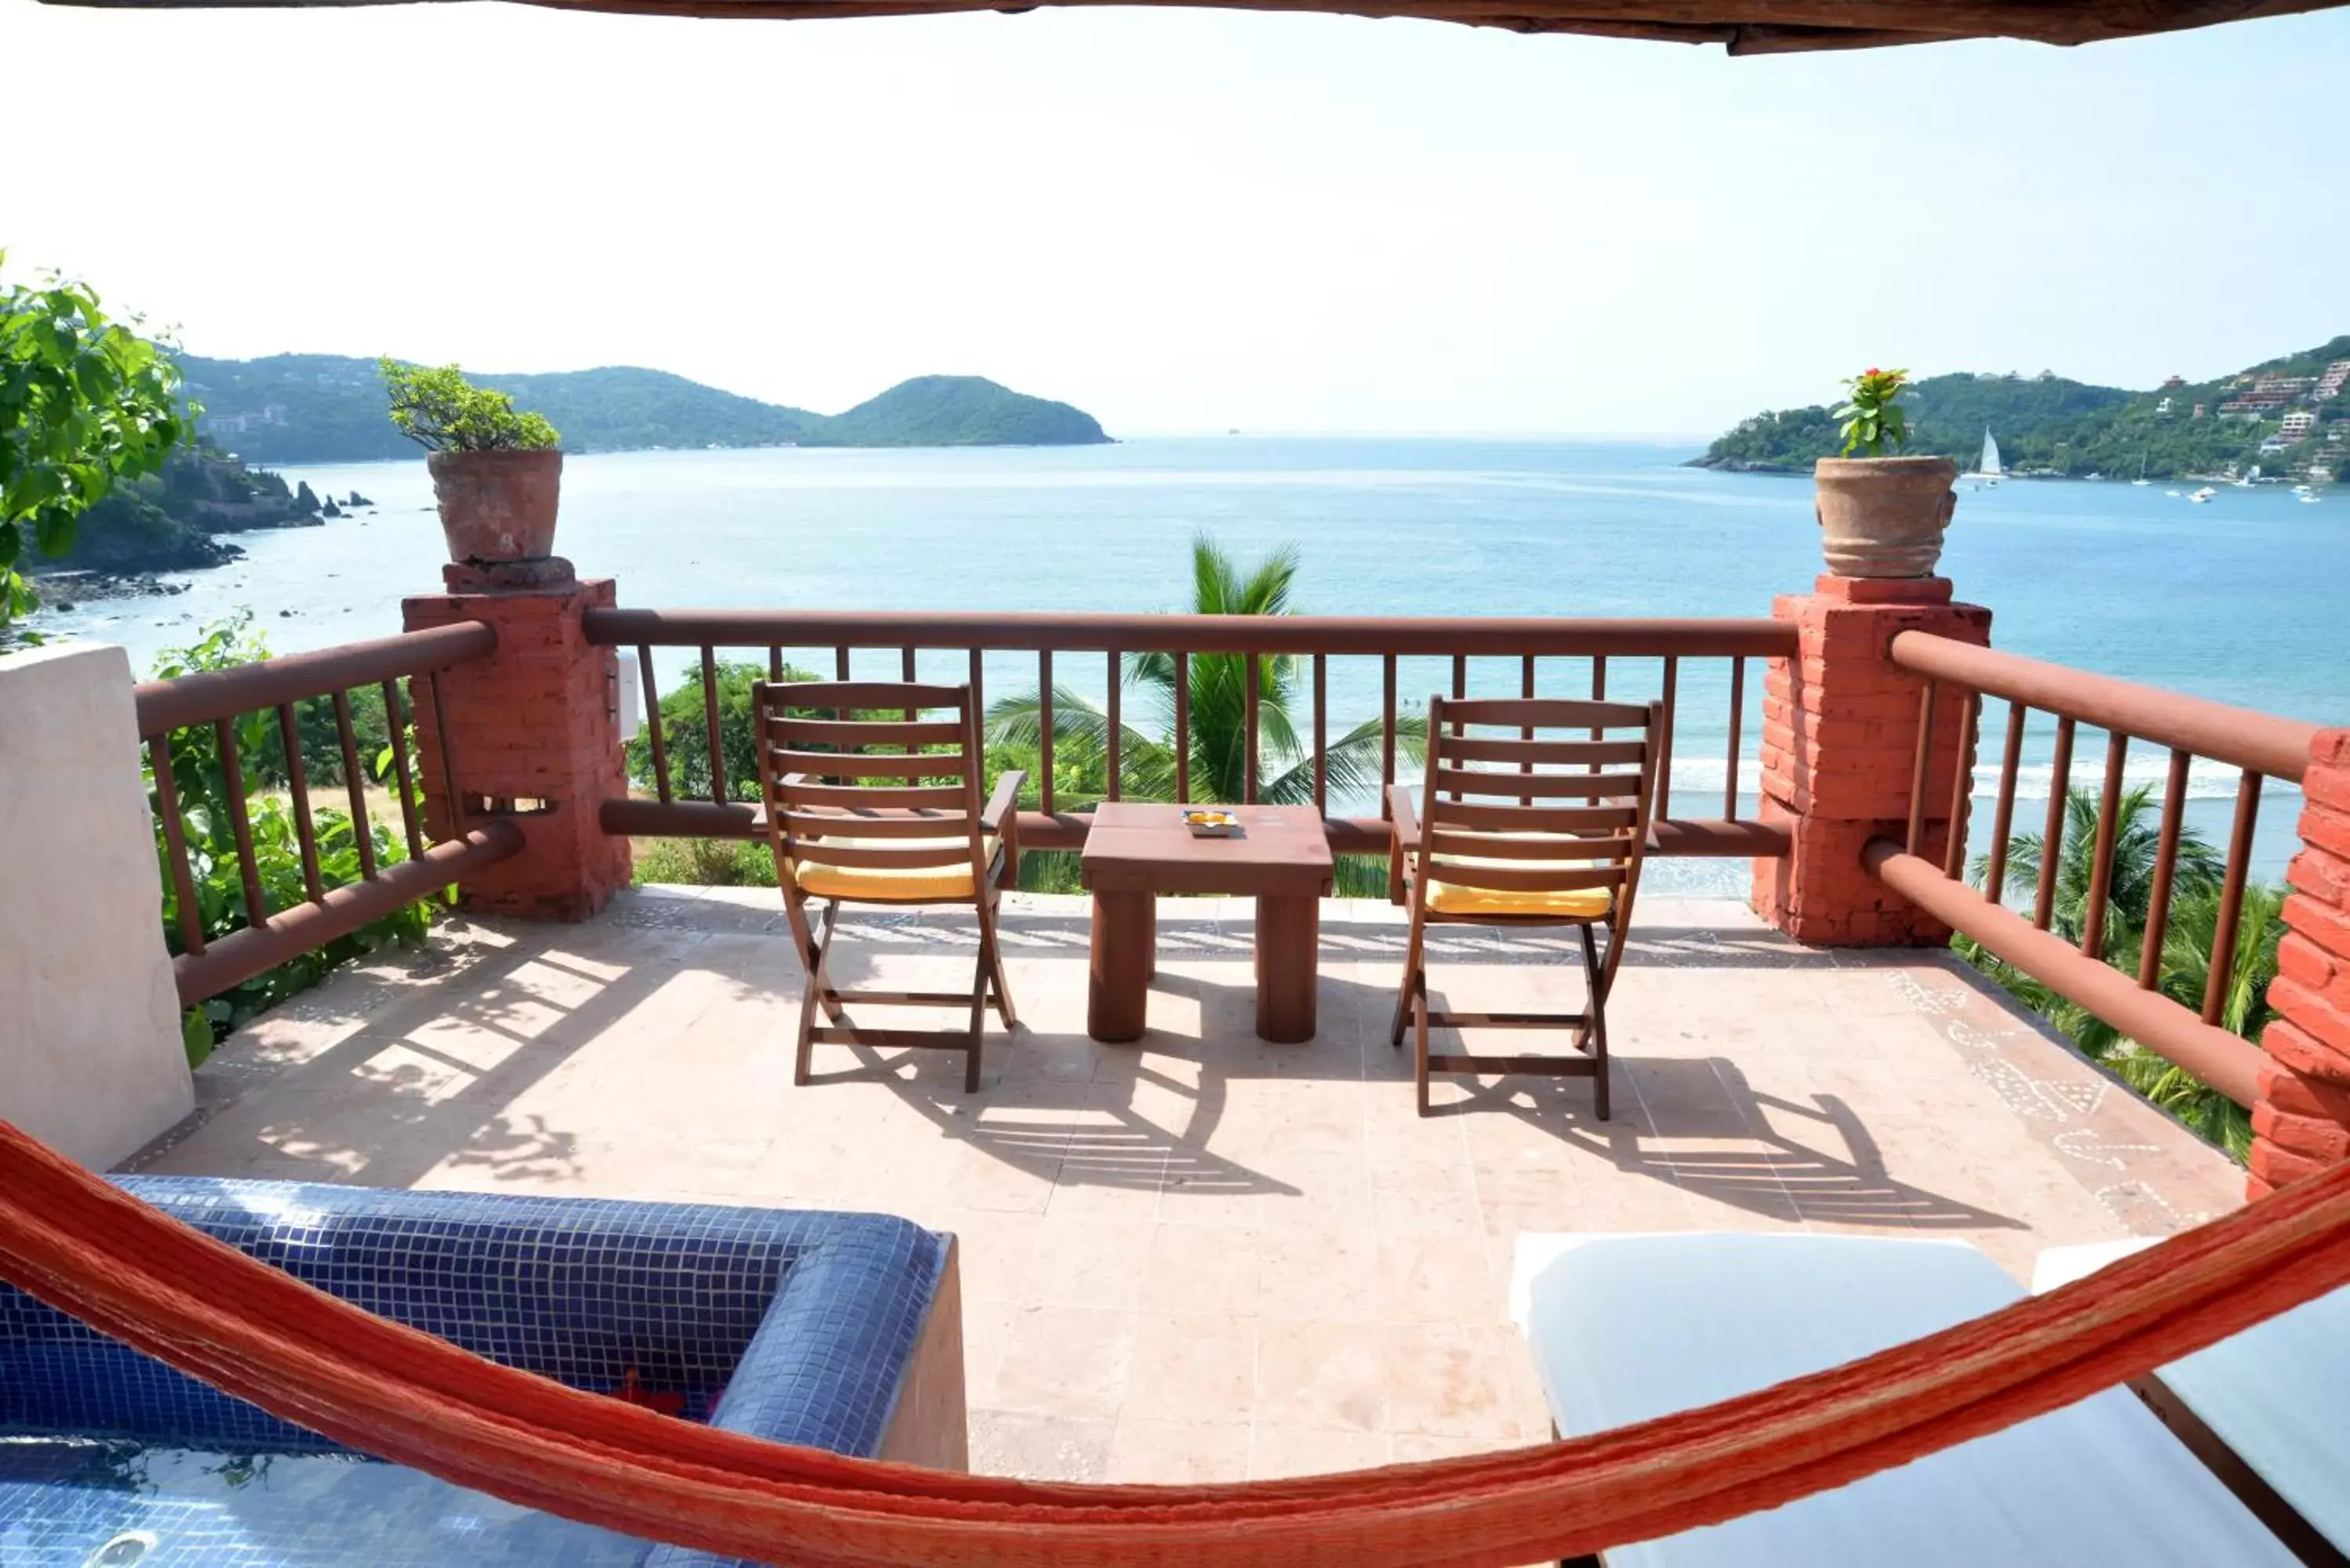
(38, 0, 2347, 50)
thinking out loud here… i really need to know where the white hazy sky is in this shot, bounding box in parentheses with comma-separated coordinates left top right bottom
(5, 0, 2344, 436)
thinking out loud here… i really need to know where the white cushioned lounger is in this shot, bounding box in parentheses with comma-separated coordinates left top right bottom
(2038, 1237, 2350, 1559)
(1510, 1233, 2298, 1568)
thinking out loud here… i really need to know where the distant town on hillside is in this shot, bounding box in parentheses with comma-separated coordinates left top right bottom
(183, 356, 1112, 464)
(1695, 336, 2348, 483)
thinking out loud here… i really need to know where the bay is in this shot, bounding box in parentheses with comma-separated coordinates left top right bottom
(47, 437, 2346, 891)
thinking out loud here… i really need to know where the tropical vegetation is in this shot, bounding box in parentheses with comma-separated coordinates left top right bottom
(185, 354, 1109, 463)
(1963, 782, 2281, 1158)
(985, 536, 1425, 895)
(146, 616, 438, 1063)
(1, 255, 190, 638)
(379, 359, 560, 452)
(1697, 333, 2348, 479)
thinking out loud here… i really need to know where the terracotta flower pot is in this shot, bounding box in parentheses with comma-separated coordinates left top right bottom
(1813, 455, 1959, 578)
(428, 449, 562, 565)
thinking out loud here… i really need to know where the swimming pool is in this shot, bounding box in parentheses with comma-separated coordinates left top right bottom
(0, 1179, 962, 1566)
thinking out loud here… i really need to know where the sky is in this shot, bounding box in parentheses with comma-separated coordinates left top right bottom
(3, 0, 2345, 437)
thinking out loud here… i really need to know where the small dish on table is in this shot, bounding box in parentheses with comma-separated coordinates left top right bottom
(1183, 810, 1244, 838)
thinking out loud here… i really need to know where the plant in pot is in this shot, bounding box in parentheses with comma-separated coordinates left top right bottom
(380, 359, 563, 568)
(1814, 367, 1958, 579)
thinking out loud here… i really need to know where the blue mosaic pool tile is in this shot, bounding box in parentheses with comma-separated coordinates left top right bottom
(0, 1178, 949, 1566)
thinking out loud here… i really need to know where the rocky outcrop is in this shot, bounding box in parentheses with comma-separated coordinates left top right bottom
(28, 447, 317, 590)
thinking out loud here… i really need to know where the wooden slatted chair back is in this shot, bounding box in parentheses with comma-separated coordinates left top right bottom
(752, 680, 989, 890)
(1415, 695, 1665, 916)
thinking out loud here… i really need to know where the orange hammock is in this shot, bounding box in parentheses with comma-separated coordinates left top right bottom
(3, 1119, 2349, 1568)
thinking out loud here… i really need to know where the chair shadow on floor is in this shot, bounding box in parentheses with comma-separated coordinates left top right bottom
(795, 938, 2020, 1234)
(1425, 1053, 2023, 1231)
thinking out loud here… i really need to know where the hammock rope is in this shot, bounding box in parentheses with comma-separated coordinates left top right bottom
(2, 1119, 2347, 1567)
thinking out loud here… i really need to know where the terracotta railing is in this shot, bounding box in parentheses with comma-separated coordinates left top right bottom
(1867, 632, 2321, 1108)
(578, 608, 1799, 862)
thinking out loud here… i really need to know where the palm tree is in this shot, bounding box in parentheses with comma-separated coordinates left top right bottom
(2109, 883, 2283, 1158)
(986, 536, 1425, 891)
(1972, 782, 2224, 951)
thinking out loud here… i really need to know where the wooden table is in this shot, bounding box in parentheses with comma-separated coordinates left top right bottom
(1079, 803, 1336, 1044)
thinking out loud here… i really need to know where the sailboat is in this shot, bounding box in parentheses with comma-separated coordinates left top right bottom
(1966, 427, 2002, 486)
(2132, 450, 2152, 486)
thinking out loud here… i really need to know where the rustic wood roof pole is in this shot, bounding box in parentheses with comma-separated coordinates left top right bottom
(38, 0, 2348, 50)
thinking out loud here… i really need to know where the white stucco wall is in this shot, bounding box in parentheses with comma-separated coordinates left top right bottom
(0, 641, 193, 1167)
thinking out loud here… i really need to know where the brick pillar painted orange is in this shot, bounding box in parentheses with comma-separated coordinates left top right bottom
(2252, 729, 2350, 1196)
(1751, 576, 1992, 945)
(401, 579, 631, 921)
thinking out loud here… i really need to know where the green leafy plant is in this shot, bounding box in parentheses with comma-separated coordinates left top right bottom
(1834, 367, 1912, 457)
(378, 359, 559, 453)
(146, 614, 442, 1060)
(1, 255, 190, 638)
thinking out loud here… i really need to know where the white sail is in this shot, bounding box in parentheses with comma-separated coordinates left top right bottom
(1977, 427, 2003, 478)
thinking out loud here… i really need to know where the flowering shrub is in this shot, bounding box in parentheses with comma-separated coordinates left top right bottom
(1835, 367, 1911, 457)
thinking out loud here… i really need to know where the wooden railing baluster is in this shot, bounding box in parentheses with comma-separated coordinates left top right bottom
(1657, 655, 1678, 819)
(331, 690, 378, 881)
(1379, 654, 1397, 817)
(428, 669, 465, 840)
(2140, 748, 2193, 989)
(2033, 717, 2076, 932)
(1175, 653, 1192, 805)
(216, 717, 266, 925)
(701, 645, 726, 805)
(2081, 734, 2130, 959)
(1725, 656, 1745, 820)
(1244, 652, 1261, 804)
(1039, 650, 1055, 816)
(277, 703, 325, 905)
(384, 679, 425, 861)
(1943, 689, 1978, 881)
(637, 645, 671, 804)
(1312, 653, 1328, 815)
(1985, 701, 2026, 901)
(2204, 772, 2264, 1025)
(1907, 681, 1939, 858)
(149, 734, 206, 956)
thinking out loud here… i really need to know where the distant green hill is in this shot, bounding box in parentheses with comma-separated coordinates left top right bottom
(1695, 335, 2349, 482)
(180, 355, 1111, 462)
(808, 374, 1108, 447)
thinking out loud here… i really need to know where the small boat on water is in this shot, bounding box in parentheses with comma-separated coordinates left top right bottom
(2166, 490, 2183, 497)
(1964, 427, 2002, 486)
(2132, 450, 2151, 486)
(2189, 486, 2218, 504)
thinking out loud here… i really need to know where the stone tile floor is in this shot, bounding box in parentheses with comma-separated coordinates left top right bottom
(132, 888, 2246, 1487)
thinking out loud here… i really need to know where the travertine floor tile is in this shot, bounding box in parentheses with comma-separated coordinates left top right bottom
(134, 891, 2253, 1483)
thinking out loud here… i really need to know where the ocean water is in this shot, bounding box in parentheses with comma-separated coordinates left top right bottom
(46, 438, 2346, 889)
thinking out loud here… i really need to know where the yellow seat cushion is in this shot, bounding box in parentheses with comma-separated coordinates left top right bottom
(792, 837, 985, 901)
(1423, 833, 1614, 918)
(1424, 878, 1612, 919)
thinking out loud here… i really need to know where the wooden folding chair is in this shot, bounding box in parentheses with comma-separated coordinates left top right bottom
(1386, 695, 1663, 1118)
(753, 678, 1023, 1093)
